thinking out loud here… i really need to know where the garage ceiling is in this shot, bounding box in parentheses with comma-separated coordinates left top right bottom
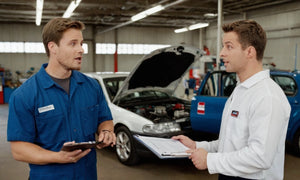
(0, 0, 294, 30)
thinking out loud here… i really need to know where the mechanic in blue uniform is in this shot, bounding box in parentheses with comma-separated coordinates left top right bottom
(173, 20, 291, 180)
(7, 18, 116, 180)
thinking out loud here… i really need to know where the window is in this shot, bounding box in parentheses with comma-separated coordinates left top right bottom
(272, 75, 297, 96)
(24, 42, 45, 53)
(0, 41, 88, 54)
(201, 73, 219, 96)
(200, 72, 236, 97)
(223, 73, 237, 96)
(0, 42, 24, 53)
(96, 43, 116, 54)
(200, 72, 297, 97)
(96, 43, 170, 54)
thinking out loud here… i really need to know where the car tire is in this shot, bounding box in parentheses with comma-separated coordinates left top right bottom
(115, 126, 140, 165)
(292, 128, 300, 156)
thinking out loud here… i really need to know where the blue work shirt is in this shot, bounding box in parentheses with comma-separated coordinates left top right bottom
(7, 63, 113, 180)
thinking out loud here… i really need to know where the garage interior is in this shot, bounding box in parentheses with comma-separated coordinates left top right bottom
(1, 0, 300, 179)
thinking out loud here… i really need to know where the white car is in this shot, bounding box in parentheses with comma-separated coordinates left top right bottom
(85, 45, 202, 165)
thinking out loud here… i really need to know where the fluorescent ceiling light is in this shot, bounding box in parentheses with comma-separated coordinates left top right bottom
(188, 23, 209, 30)
(174, 27, 188, 33)
(35, 0, 44, 26)
(131, 13, 147, 22)
(174, 23, 209, 33)
(131, 5, 165, 22)
(63, 0, 82, 18)
(143, 5, 165, 15)
(204, 13, 218, 18)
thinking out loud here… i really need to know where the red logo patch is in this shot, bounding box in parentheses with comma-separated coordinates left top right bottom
(231, 110, 239, 117)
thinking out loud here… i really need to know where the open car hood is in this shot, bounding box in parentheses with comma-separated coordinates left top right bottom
(114, 45, 202, 100)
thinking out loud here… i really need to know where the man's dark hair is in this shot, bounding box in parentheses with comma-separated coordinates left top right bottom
(222, 20, 266, 61)
(42, 18, 85, 57)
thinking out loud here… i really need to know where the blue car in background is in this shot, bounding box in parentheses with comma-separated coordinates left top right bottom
(190, 70, 300, 155)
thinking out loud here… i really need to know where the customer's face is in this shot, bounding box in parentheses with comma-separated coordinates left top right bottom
(55, 28, 84, 71)
(220, 31, 248, 73)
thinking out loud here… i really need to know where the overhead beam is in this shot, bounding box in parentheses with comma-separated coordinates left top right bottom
(97, 0, 188, 34)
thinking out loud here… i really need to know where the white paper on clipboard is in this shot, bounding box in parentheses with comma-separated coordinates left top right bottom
(134, 135, 191, 159)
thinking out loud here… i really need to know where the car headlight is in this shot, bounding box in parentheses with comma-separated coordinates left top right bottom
(142, 122, 181, 134)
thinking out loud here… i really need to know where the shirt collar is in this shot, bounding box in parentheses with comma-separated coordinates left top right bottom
(37, 63, 84, 89)
(239, 69, 270, 89)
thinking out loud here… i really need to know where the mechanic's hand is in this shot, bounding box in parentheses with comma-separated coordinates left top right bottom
(97, 130, 116, 149)
(171, 135, 196, 149)
(58, 141, 91, 163)
(187, 148, 208, 170)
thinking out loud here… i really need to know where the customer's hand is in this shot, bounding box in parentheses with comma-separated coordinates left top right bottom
(187, 148, 208, 170)
(171, 135, 196, 149)
(97, 130, 116, 149)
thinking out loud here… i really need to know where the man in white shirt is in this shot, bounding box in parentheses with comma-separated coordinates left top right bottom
(172, 20, 291, 180)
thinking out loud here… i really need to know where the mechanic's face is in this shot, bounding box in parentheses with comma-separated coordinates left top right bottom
(55, 28, 84, 71)
(220, 32, 248, 73)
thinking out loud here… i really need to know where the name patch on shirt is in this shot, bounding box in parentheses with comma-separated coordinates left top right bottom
(231, 110, 239, 117)
(38, 104, 55, 113)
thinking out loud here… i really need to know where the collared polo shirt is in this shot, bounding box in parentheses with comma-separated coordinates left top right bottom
(7, 63, 113, 180)
(196, 70, 291, 180)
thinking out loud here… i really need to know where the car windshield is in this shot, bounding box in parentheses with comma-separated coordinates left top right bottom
(103, 77, 126, 101)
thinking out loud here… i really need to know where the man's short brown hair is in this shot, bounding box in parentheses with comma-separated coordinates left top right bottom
(42, 18, 85, 57)
(222, 20, 266, 61)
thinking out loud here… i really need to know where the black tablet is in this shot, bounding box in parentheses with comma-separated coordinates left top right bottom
(61, 141, 102, 152)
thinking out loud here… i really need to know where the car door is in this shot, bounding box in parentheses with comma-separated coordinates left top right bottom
(271, 73, 300, 141)
(190, 71, 236, 134)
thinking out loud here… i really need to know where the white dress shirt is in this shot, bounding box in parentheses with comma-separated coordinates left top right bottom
(196, 70, 291, 180)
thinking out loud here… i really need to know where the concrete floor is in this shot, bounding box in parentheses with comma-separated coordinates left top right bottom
(1, 104, 300, 180)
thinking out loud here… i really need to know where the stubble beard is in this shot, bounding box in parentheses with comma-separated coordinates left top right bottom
(58, 59, 81, 71)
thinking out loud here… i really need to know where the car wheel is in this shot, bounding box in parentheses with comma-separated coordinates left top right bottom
(293, 128, 300, 156)
(115, 126, 140, 165)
